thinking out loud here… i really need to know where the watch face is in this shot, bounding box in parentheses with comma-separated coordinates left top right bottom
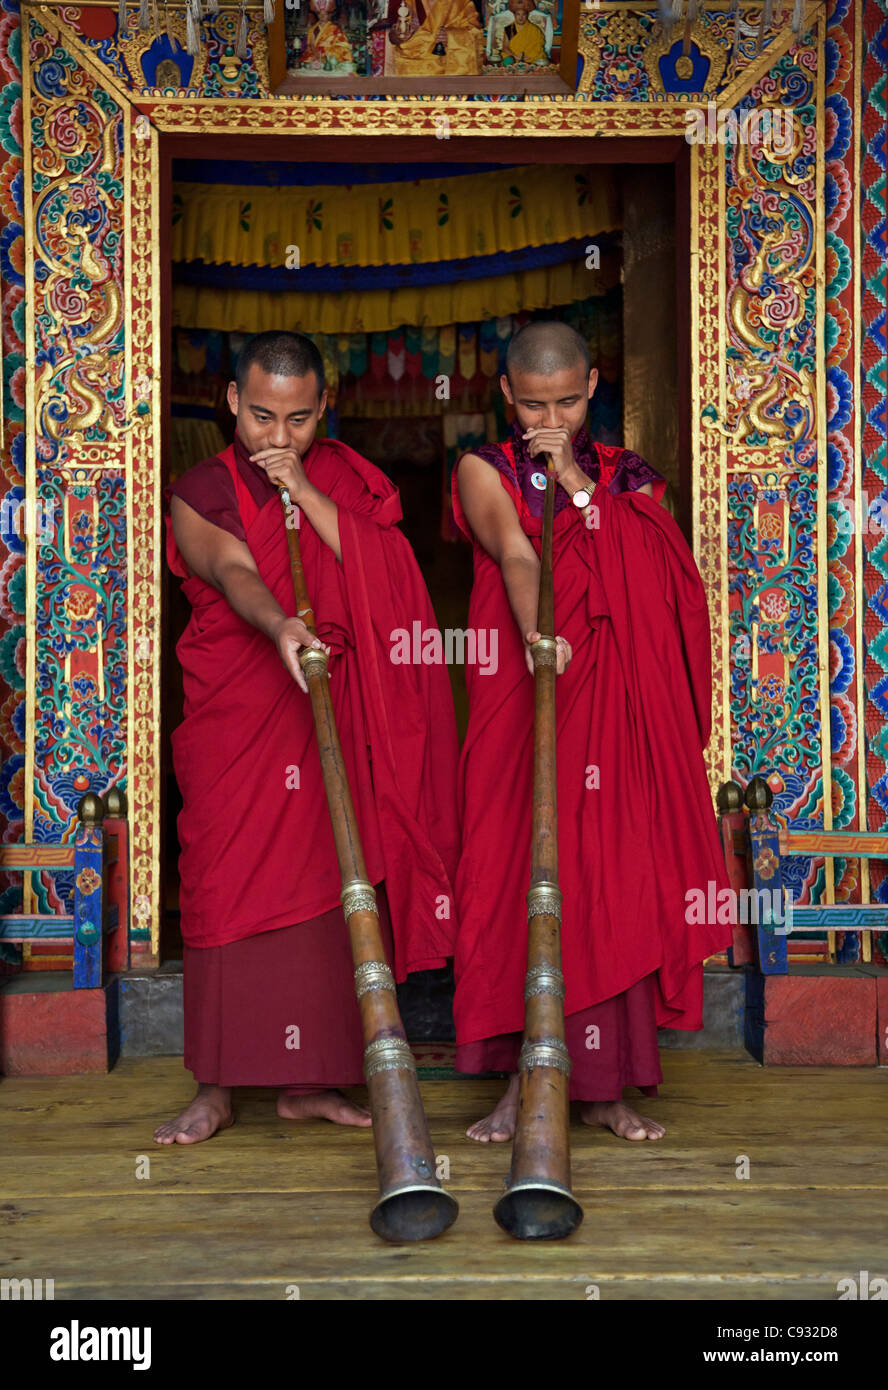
(572, 489, 591, 508)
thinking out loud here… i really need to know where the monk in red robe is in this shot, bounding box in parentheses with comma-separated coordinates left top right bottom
(451, 320, 733, 1143)
(155, 331, 459, 1143)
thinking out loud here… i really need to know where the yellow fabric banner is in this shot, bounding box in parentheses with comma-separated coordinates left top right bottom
(172, 256, 619, 335)
(170, 165, 618, 269)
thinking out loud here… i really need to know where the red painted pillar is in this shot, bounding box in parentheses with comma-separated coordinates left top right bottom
(102, 786, 130, 974)
(717, 781, 754, 965)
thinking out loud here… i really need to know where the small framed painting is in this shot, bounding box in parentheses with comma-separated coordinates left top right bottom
(483, 0, 563, 73)
(285, 0, 369, 77)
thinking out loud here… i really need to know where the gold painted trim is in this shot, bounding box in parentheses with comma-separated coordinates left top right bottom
(693, 137, 729, 793)
(150, 118, 163, 959)
(126, 111, 164, 959)
(142, 100, 696, 133)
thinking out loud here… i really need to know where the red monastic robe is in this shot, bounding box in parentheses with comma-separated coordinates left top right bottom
(449, 447, 733, 1099)
(164, 431, 460, 1089)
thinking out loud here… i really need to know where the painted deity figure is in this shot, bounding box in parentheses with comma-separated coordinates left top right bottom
(298, 0, 357, 74)
(386, 0, 483, 75)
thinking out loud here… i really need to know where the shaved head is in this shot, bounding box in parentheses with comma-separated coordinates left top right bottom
(235, 330, 324, 396)
(505, 320, 590, 382)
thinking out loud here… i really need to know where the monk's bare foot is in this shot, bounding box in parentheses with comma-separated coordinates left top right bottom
(276, 1089, 372, 1126)
(580, 1100, 665, 1140)
(466, 1074, 519, 1142)
(153, 1084, 234, 1145)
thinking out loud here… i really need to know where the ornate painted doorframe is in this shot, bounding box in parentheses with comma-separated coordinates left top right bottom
(10, 2, 882, 964)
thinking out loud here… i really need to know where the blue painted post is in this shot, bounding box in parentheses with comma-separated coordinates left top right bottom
(745, 776, 788, 975)
(72, 794, 105, 990)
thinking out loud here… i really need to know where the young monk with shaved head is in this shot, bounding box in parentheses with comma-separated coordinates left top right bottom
(157, 331, 459, 1144)
(450, 320, 733, 1143)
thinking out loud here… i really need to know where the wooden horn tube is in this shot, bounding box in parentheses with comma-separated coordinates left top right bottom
(279, 488, 458, 1243)
(493, 457, 584, 1241)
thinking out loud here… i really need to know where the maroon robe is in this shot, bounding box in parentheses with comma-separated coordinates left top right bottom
(450, 427, 732, 1101)
(165, 429, 460, 1088)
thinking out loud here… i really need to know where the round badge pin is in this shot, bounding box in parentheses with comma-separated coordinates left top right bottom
(531, 471, 547, 491)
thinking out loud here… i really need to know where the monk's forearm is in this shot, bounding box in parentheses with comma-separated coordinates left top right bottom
(215, 560, 287, 641)
(501, 554, 541, 639)
(294, 481, 342, 563)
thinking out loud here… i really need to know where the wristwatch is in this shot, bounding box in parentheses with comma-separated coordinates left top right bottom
(571, 486, 592, 510)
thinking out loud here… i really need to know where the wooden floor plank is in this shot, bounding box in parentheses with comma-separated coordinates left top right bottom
(2, 1059, 886, 1197)
(2, 1192, 885, 1286)
(3, 1160, 884, 1197)
(52, 1278, 849, 1302)
(2, 1125, 885, 1196)
(2, 1053, 886, 1300)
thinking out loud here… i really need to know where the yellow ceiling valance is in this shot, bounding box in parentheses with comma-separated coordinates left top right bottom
(171, 165, 619, 270)
(172, 256, 620, 337)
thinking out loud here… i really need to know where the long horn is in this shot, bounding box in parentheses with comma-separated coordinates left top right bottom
(278, 486, 458, 1243)
(493, 452, 584, 1241)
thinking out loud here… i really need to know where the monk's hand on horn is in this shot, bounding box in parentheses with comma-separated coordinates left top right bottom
(249, 446, 307, 504)
(521, 426, 574, 485)
(524, 631, 572, 677)
(271, 615, 330, 694)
